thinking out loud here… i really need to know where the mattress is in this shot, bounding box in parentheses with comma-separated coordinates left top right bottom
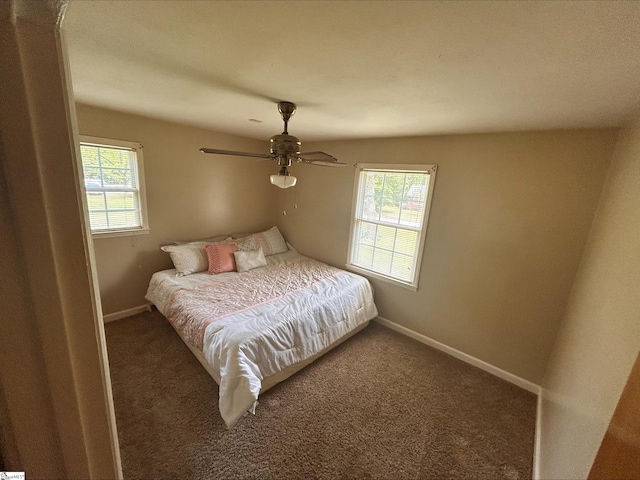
(145, 250, 378, 428)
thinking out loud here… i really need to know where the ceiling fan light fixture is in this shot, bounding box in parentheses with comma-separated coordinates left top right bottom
(270, 173, 297, 189)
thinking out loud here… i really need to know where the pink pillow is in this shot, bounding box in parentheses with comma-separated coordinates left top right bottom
(205, 243, 237, 274)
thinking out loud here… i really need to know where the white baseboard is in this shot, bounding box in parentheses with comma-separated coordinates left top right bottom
(373, 316, 541, 394)
(102, 304, 152, 323)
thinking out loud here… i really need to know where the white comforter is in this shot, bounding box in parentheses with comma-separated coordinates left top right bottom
(145, 251, 377, 428)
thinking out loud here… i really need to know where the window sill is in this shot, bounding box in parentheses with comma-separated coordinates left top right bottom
(345, 263, 418, 291)
(91, 228, 150, 239)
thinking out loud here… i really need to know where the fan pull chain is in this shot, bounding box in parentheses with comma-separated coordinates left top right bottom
(282, 183, 298, 216)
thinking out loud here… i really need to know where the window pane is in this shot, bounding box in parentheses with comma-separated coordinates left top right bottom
(349, 165, 436, 286)
(88, 210, 108, 230)
(355, 244, 374, 269)
(399, 207, 422, 227)
(86, 192, 106, 211)
(107, 210, 140, 229)
(99, 148, 130, 169)
(80, 146, 100, 166)
(361, 225, 418, 280)
(83, 167, 102, 187)
(375, 224, 396, 250)
(399, 174, 430, 228)
(102, 168, 133, 188)
(380, 194, 400, 224)
(105, 191, 137, 210)
(372, 248, 393, 275)
(355, 220, 377, 246)
(361, 194, 379, 222)
(79, 140, 145, 233)
(394, 229, 418, 255)
(359, 170, 430, 229)
(391, 253, 414, 281)
(360, 170, 382, 222)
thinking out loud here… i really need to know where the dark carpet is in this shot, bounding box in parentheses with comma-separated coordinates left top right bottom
(105, 310, 536, 479)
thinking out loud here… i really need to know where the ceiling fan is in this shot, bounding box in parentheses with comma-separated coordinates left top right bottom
(200, 102, 346, 188)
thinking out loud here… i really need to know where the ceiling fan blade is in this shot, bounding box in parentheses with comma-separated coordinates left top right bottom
(297, 151, 340, 162)
(200, 148, 273, 160)
(299, 159, 348, 167)
(296, 151, 347, 167)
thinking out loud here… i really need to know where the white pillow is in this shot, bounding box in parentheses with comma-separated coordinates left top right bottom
(174, 234, 229, 245)
(234, 235, 260, 252)
(161, 243, 208, 276)
(234, 248, 267, 273)
(234, 226, 287, 256)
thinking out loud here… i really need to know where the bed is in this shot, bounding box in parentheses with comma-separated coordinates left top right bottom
(145, 231, 378, 428)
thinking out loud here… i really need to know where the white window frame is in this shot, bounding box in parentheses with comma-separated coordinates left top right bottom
(346, 163, 437, 290)
(79, 135, 150, 238)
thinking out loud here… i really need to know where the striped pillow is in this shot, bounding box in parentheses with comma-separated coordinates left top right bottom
(205, 243, 237, 274)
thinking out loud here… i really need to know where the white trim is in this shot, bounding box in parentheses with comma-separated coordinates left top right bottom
(92, 227, 150, 239)
(102, 304, 152, 323)
(533, 389, 544, 479)
(78, 135, 143, 151)
(373, 316, 540, 394)
(345, 263, 418, 291)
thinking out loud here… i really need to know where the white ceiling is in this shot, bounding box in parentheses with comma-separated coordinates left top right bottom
(64, 0, 640, 142)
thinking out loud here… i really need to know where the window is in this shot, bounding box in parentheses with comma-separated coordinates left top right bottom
(79, 136, 149, 237)
(347, 164, 437, 290)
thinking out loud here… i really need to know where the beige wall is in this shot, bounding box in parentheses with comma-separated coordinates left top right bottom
(277, 129, 617, 384)
(3, 0, 632, 477)
(537, 119, 640, 478)
(75, 104, 279, 315)
(0, 2, 120, 477)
